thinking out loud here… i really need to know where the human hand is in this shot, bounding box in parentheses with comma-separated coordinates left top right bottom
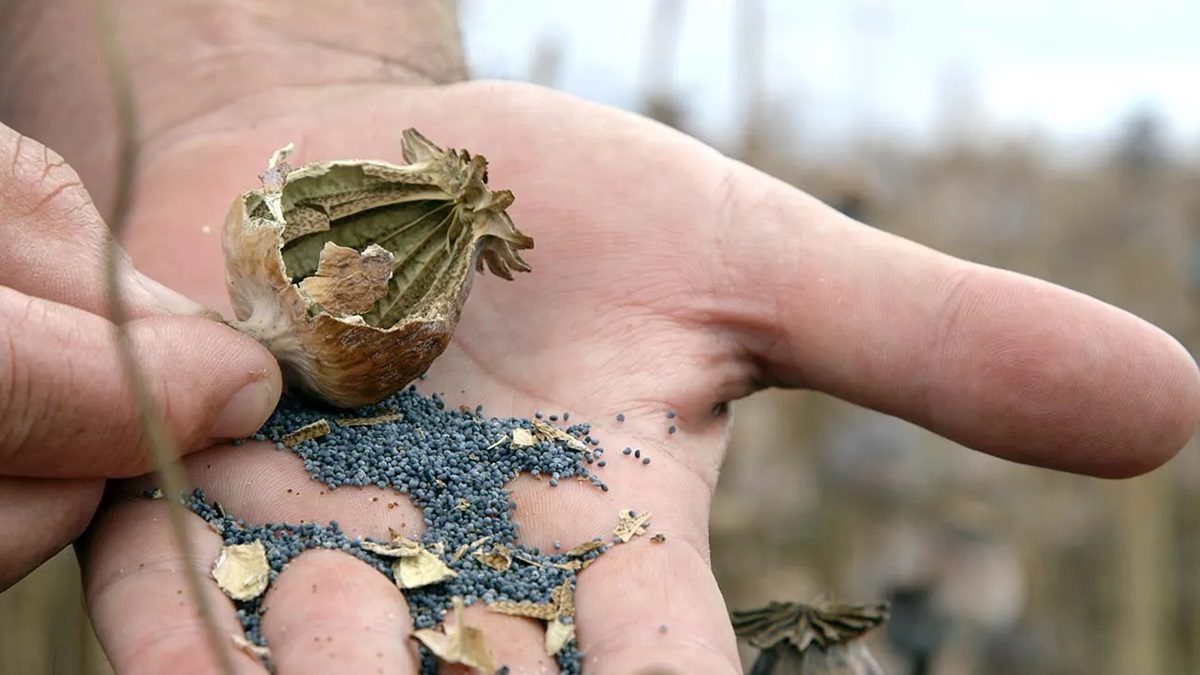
(0, 122, 282, 591)
(78, 81, 1200, 674)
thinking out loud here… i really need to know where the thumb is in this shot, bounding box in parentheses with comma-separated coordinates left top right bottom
(0, 286, 282, 479)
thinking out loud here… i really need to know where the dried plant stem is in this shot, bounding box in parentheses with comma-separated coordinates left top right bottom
(94, 2, 236, 673)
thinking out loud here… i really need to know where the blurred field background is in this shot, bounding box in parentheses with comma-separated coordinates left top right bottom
(4, 1, 1200, 673)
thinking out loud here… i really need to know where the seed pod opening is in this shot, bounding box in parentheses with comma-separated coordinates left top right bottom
(222, 130, 533, 408)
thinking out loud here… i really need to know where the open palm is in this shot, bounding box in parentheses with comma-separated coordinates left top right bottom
(81, 81, 1199, 674)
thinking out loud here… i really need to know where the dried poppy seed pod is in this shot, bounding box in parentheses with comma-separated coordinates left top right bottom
(732, 598, 890, 675)
(222, 130, 533, 408)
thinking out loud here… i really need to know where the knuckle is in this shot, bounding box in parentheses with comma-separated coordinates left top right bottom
(0, 291, 146, 474)
(0, 127, 92, 235)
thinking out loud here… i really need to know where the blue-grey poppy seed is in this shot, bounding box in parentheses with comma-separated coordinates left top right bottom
(668, 425, 677, 434)
(634, 449, 641, 459)
(666, 410, 676, 419)
(597, 460, 607, 467)
(185, 385, 602, 674)
(615, 413, 625, 422)
(623, 447, 632, 455)
(642, 457, 651, 465)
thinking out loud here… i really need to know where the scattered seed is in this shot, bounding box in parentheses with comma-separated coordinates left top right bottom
(615, 413, 625, 422)
(666, 410, 676, 419)
(181, 387, 623, 673)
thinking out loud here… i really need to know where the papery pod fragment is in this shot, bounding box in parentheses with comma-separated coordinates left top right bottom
(732, 599, 890, 675)
(222, 130, 533, 408)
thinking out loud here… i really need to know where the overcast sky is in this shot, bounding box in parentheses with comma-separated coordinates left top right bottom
(460, 0, 1200, 155)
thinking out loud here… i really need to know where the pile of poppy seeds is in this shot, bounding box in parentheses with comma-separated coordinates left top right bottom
(176, 383, 665, 673)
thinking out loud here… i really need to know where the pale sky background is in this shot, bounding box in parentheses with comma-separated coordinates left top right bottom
(460, 0, 1200, 158)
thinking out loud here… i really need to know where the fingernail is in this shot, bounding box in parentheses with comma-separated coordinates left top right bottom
(135, 271, 224, 320)
(211, 378, 278, 440)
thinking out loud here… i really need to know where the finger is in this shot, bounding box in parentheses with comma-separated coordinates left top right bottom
(259, 550, 419, 675)
(453, 604, 559, 672)
(0, 289, 281, 478)
(577, 539, 741, 675)
(80, 498, 269, 675)
(719, 165, 1200, 477)
(506, 457, 741, 674)
(0, 121, 203, 319)
(0, 477, 103, 590)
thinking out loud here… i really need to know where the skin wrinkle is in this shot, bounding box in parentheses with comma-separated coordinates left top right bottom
(0, 293, 49, 464)
(446, 296, 695, 414)
(708, 164, 747, 319)
(919, 263, 980, 434)
(6, 132, 23, 176)
(716, 174, 810, 391)
(0, 478, 103, 590)
(115, 619, 264, 675)
(258, 551, 415, 658)
(85, 543, 217, 605)
(259, 28, 448, 85)
(42, 189, 94, 232)
(134, 81, 429, 171)
(3, 129, 84, 225)
(113, 1, 462, 157)
(0, 322, 26, 464)
(443, 329, 691, 444)
(48, 318, 82, 462)
(577, 544, 739, 674)
(39, 141, 65, 179)
(116, 12, 427, 143)
(437, 339, 548, 411)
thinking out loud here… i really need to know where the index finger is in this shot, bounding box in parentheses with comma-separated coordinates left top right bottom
(718, 164, 1199, 478)
(0, 121, 212, 320)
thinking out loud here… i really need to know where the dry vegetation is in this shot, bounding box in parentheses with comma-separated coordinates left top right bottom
(3, 3, 1199, 674)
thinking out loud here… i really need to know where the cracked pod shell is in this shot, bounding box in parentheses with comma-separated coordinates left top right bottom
(222, 130, 533, 408)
